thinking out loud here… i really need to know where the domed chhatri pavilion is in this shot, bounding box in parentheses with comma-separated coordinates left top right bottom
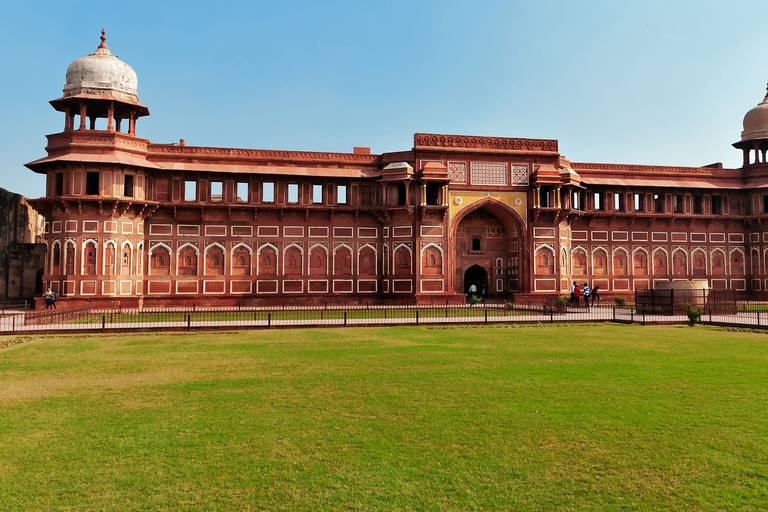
(24, 31, 768, 307)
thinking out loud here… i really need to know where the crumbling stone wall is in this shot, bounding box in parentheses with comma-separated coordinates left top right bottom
(0, 187, 45, 302)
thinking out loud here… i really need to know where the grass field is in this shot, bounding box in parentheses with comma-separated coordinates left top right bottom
(1, 324, 767, 510)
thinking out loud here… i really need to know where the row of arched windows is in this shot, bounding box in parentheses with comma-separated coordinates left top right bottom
(49, 239, 143, 277)
(535, 245, 749, 277)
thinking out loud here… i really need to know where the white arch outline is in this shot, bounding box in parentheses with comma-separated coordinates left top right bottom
(750, 247, 760, 276)
(82, 238, 98, 276)
(612, 247, 629, 276)
(148, 243, 172, 276)
(691, 247, 707, 275)
(560, 247, 569, 275)
(419, 243, 442, 275)
(50, 239, 61, 275)
(333, 243, 354, 276)
(102, 239, 117, 276)
(382, 244, 390, 276)
(392, 243, 413, 275)
(632, 247, 649, 276)
(534, 244, 555, 275)
(177, 242, 200, 276)
(729, 247, 746, 275)
(711, 247, 727, 276)
(307, 243, 329, 275)
(257, 243, 278, 276)
(358, 243, 378, 275)
(120, 240, 134, 275)
(231, 243, 253, 276)
(136, 241, 144, 276)
(591, 246, 609, 275)
(204, 242, 226, 276)
(64, 239, 77, 275)
(671, 247, 688, 276)
(652, 247, 669, 276)
(571, 245, 588, 275)
(283, 243, 304, 276)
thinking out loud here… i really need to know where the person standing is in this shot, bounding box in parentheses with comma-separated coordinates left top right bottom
(574, 283, 581, 305)
(583, 283, 591, 307)
(468, 283, 477, 301)
(45, 288, 53, 309)
(570, 281, 576, 304)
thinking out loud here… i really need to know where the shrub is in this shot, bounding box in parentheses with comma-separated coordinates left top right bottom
(685, 305, 702, 327)
(614, 296, 627, 307)
(504, 301, 515, 312)
(470, 295, 483, 305)
(555, 296, 569, 307)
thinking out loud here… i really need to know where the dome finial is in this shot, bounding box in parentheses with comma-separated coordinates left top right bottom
(98, 27, 108, 49)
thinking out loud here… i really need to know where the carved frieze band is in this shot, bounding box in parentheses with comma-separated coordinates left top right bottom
(414, 133, 558, 152)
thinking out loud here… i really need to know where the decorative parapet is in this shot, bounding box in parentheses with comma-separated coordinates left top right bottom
(414, 133, 558, 153)
(148, 144, 381, 166)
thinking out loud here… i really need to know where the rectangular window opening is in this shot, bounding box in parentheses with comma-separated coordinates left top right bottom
(263, 182, 275, 203)
(184, 180, 197, 201)
(711, 195, 722, 215)
(693, 195, 702, 214)
(288, 183, 299, 203)
(674, 194, 683, 213)
(312, 184, 323, 204)
(634, 193, 642, 212)
(236, 182, 248, 203)
(123, 174, 134, 198)
(337, 184, 348, 205)
(86, 172, 99, 195)
(210, 181, 223, 203)
(654, 194, 663, 213)
(55, 173, 64, 196)
(614, 193, 624, 212)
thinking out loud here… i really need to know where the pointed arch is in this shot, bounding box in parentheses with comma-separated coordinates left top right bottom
(711, 248, 726, 276)
(334, 243, 353, 276)
(359, 243, 378, 275)
(612, 247, 628, 276)
(571, 246, 588, 276)
(591, 246, 609, 275)
(284, 243, 304, 276)
(103, 240, 117, 276)
(120, 240, 133, 275)
(64, 239, 76, 275)
(652, 247, 668, 276)
(205, 242, 226, 276)
(692, 247, 707, 276)
(149, 243, 171, 276)
(534, 244, 555, 275)
(730, 247, 745, 276)
(50, 239, 61, 275)
(257, 243, 278, 276)
(232, 243, 252, 276)
(177, 242, 199, 276)
(420, 243, 443, 275)
(82, 239, 98, 276)
(632, 247, 648, 276)
(393, 243, 412, 276)
(751, 247, 760, 277)
(672, 247, 688, 276)
(308, 243, 328, 276)
(560, 247, 569, 275)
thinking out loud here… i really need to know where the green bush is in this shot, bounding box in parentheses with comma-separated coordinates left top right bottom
(614, 296, 627, 307)
(685, 305, 702, 327)
(469, 295, 483, 305)
(555, 295, 569, 307)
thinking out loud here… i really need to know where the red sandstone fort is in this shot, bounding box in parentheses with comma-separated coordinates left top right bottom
(20, 31, 768, 307)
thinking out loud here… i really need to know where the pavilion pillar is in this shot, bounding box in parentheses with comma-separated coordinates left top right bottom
(79, 103, 87, 130)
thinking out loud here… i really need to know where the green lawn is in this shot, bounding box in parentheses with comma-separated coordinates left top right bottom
(1, 324, 767, 510)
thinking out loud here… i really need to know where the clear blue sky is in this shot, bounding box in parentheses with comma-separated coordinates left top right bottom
(2, 0, 768, 198)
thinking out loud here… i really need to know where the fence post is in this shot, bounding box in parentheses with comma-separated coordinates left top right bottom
(344, 311, 347, 326)
(709, 307, 712, 324)
(268, 313, 271, 328)
(612, 307, 616, 321)
(416, 310, 419, 326)
(187, 313, 191, 331)
(12, 316, 15, 333)
(550, 307, 554, 323)
(758, 311, 761, 328)
(631, 308, 634, 323)
(102, 314, 106, 332)
(485, 309, 488, 324)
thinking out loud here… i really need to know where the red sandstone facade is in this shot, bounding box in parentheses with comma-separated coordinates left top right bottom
(26, 33, 768, 307)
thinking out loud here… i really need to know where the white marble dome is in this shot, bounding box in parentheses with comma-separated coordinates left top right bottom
(741, 85, 768, 142)
(63, 30, 139, 103)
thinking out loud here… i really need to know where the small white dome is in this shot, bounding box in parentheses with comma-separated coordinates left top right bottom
(62, 29, 139, 103)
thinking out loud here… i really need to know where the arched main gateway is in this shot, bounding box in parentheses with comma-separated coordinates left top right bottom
(450, 199, 526, 298)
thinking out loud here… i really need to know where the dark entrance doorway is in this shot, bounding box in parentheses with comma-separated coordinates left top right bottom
(464, 265, 488, 296)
